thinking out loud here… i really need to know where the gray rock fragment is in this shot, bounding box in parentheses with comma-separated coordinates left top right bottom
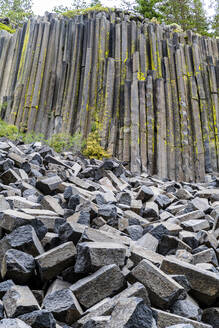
(70, 264, 126, 309)
(35, 241, 76, 281)
(0, 319, 31, 328)
(42, 289, 83, 324)
(1, 249, 35, 284)
(3, 285, 40, 317)
(108, 297, 156, 328)
(75, 241, 126, 273)
(128, 259, 185, 309)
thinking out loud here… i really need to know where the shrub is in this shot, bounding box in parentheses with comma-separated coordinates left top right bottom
(22, 132, 46, 144)
(48, 132, 84, 153)
(0, 120, 85, 154)
(63, 5, 113, 19)
(83, 130, 111, 160)
(0, 120, 19, 140)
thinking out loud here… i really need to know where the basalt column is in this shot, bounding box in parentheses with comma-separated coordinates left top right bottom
(0, 10, 218, 181)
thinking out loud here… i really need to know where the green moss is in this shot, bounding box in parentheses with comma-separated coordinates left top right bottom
(0, 22, 15, 34)
(63, 6, 114, 19)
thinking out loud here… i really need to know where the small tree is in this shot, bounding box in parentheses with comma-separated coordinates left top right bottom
(121, 0, 137, 11)
(53, 0, 88, 14)
(190, 0, 209, 35)
(212, 0, 219, 36)
(90, 0, 102, 7)
(135, 0, 163, 19)
(71, 0, 88, 9)
(0, 0, 33, 25)
(159, 0, 192, 30)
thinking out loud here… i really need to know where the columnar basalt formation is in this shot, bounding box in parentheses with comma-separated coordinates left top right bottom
(0, 10, 218, 181)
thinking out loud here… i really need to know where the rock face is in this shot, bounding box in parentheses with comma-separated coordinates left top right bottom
(0, 9, 218, 182)
(0, 138, 217, 327)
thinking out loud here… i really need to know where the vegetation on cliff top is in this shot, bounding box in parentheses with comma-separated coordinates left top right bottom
(0, 0, 218, 36)
(54, 0, 218, 37)
(0, 22, 15, 33)
(0, 0, 33, 26)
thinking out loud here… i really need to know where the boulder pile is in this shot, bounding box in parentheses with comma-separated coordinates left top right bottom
(0, 138, 218, 328)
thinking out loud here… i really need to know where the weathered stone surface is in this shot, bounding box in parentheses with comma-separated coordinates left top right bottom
(18, 310, 56, 328)
(193, 248, 218, 266)
(3, 285, 40, 317)
(58, 222, 86, 244)
(1, 249, 35, 284)
(166, 325, 194, 328)
(0, 210, 35, 232)
(136, 233, 159, 251)
(0, 301, 3, 320)
(0, 84, 218, 328)
(42, 289, 83, 324)
(175, 211, 205, 222)
(170, 275, 191, 292)
(125, 225, 143, 240)
(0, 225, 44, 262)
(170, 295, 202, 321)
(152, 308, 212, 328)
(155, 194, 172, 209)
(158, 235, 192, 256)
(70, 264, 126, 309)
(0, 319, 31, 328)
(0, 280, 15, 298)
(83, 316, 111, 327)
(112, 282, 151, 306)
(136, 186, 154, 202)
(130, 246, 164, 266)
(74, 242, 126, 273)
(36, 176, 62, 195)
(108, 297, 156, 328)
(161, 257, 219, 304)
(175, 189, 193, 200)
(35, 241, 76, 281)
(46, 279, 71, 297)
(0, 169, 21, 184)
(181, 220, 210, 232)
(6, 196, 41, 210)
(0, 195, 10, 211)
(128, 259, 185, 309)
(40, 195, 64, 216)
(202, 307, 219, 328)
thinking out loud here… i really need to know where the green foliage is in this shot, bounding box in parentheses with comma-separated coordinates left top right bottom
(63, 6, 112, 18)
(189, 0, 209, 35)
(137, 72, 146, 80)
(121, 1, 137, 11)
(135, 0, 211, 35)
(0, 22, 15, 33)
(48, 133, 84, 153)
(83, 130, 111, 160)
(169, 23, 183, 33)
(53, 5, 70, 14)
(90, 0, 102, 7)
(22, 131, 45, 144)
(0, 119, 85, 154)
(53, 0, 88, 14)
(135, 0, 163, 20)
(211, 0, 219, 37)
(0, 119, 19, 140)
(0, 0, 33, 26)
(71, 0, 88, 9)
